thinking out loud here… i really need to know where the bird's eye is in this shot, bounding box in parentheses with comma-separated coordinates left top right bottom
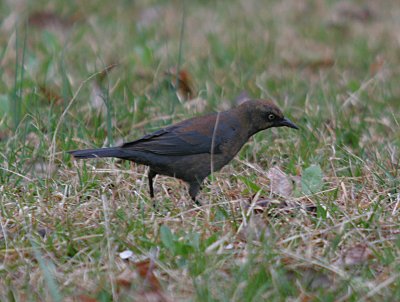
(268, 113, 276, 121)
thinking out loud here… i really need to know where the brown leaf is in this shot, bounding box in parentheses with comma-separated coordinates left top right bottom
(28, 11, 83, 30)
(76, 295, 98, 302)
(266, 167, 293, 197)
(284, 57, 334, 70)
(0, 130, 9, 141)
(370, 55, 385, 76)
(135, 259, 162, 291)
(298, 293, 318, 302)
(116, 259, 168, 301)
(335, 2, 373, 22)
(116, 271, 134, 289)
(165, 67, 195, 101)
(334, 243, 374, 267)
(39, 85, 64, 105)
(306, 58, 335, 70)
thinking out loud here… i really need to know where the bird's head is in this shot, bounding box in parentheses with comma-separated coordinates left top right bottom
(238, 99, 298, 134)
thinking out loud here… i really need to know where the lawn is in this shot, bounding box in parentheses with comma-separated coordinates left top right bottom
(0, 0, 399, 301)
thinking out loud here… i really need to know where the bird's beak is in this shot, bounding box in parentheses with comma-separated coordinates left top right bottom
(279, 118, 299, 129)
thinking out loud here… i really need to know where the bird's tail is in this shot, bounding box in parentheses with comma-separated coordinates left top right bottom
(68, 147, 125, 159)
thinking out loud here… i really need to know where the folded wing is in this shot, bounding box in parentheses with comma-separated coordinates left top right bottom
(122, 113, 236, 156)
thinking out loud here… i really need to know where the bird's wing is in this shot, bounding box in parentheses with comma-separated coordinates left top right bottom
(121, 113, 236, 156)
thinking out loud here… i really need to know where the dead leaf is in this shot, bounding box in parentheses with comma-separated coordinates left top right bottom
(298, 293, 318, 302)
(334, 243, 374, 267)
(76, 295, 98, 302)
(266, 166, 293, 197)
(0, 130, 9, 141)
(284, 57, 334, 71)
(165, 67, 195, 101)
(306, 58, 335, 70)
(135, 259, 162, 291)
(28, 11, 83, 30)
(39, 85, 64, 105)
(117, 259, 168, 301)
(370, 55, 385, 76)
(116, 270, 134, 289)
(335, 2, 373, 22)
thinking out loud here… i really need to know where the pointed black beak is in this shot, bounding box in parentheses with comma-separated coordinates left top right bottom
(279, 117, 299, 130)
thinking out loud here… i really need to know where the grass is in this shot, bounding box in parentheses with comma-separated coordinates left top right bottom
(0, 0, 399, 301)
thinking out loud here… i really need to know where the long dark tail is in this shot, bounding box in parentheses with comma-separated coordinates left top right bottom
(68, 147, 125, 159)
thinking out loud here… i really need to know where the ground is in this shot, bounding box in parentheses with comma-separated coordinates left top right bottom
(0, 0, 399, 301)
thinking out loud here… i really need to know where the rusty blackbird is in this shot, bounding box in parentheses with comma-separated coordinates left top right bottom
(69, 99, 298, 204)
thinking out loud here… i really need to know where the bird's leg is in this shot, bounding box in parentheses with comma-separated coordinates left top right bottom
(148, 170, 157, 206)
(188, 182, 202, 206)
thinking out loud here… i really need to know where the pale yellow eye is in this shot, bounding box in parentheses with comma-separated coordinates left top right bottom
(268, 114, 275, 121)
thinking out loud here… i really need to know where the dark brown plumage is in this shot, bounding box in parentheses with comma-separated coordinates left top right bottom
(68, 99, 298, 205)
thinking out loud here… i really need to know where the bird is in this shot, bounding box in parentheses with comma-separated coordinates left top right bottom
(68, 99, 298, 205)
